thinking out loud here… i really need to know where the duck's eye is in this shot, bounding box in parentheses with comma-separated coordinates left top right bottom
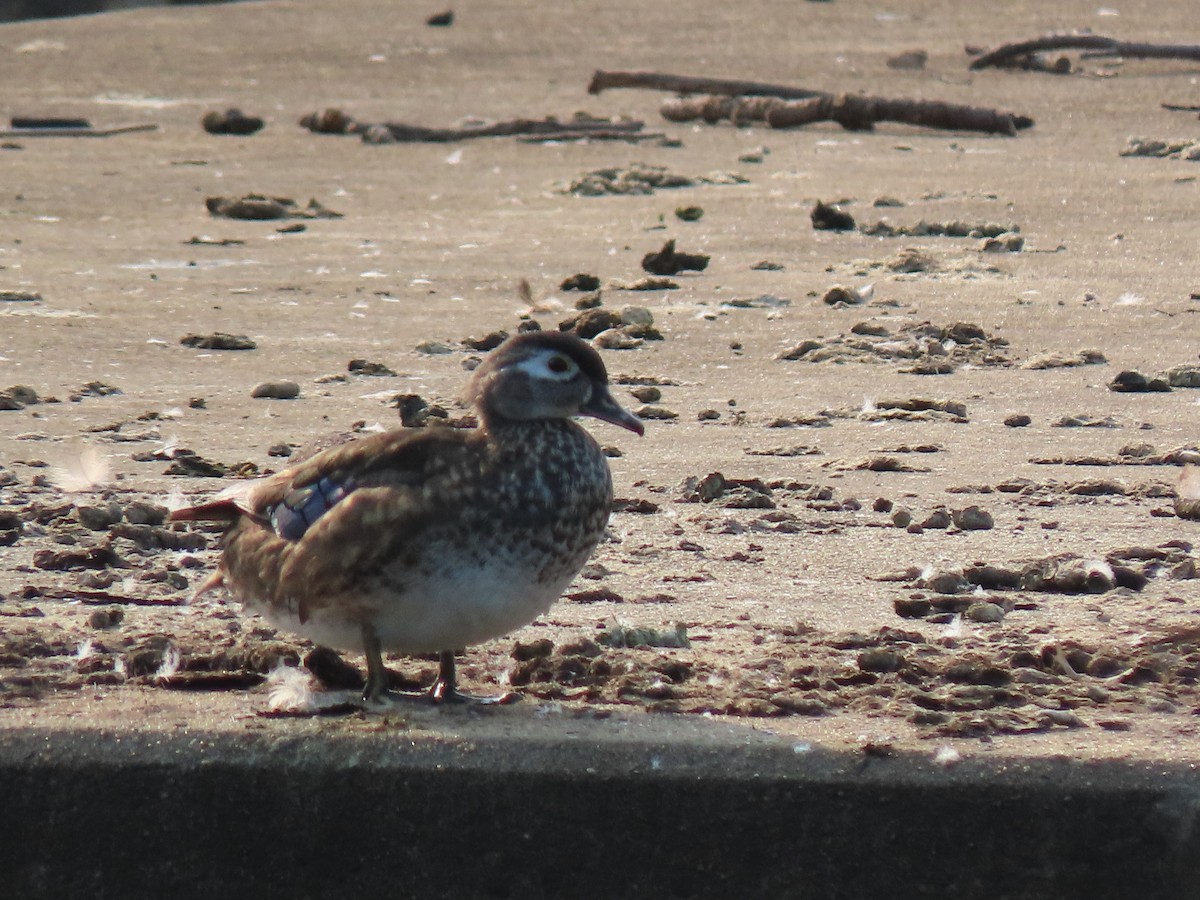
(547, 355, 572, 374)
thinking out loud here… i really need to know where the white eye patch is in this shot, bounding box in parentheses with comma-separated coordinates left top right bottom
(512, 350, 580, 381)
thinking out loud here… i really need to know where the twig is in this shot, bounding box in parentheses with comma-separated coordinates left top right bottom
(661, 93, 1032, 135)
(970, 34, 1200, 70)
(0, 123, 158, 138)
(588, 69, 829, 100)
(300, 109, 646, 143)
(515, 130, 670, 144)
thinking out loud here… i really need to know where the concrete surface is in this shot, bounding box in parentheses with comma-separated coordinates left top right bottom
(2, 717, 1198, 899)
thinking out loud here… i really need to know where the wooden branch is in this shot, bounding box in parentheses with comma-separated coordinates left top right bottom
(300, 108, 645, 143)
(588, 69, 829, 100)
(661, 93, 1033, 135)
(970, 34, 1200, 70)
(515, 130, 669, 144)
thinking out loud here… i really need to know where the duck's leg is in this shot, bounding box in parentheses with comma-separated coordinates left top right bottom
(361, 623, 389, 703)
(427, 649, 520, 705)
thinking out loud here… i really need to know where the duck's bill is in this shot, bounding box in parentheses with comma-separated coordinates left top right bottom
(582, 388, 645, 435)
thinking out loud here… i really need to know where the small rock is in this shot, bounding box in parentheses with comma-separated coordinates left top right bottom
(573, 293, 602, 310)
(641, 239, 709, 276)
(920, 508, 952, 530)
(635, 404, 678, 421)
(425, 9, 454, 26)
(777, 340, 822, 361)
(124, 501, 169, 526)
(251, 380, 300, 400)
(980, 233, 1024, 253)
(925, 570, 968, 594)
(964, 601, 1005, 624)
(414, 340, 455, 355)
(1004, 414, 1032, 427)
(891, 505, 912, 528)
(201, 108, 265, 136)
(630, 386, 661, 403)
(619, 305, 654, 328)
(873, 497, 893, 513)
(1109, 370, 1171, 393)
(560, 273, 601, 292)
(594, 329, 643, 350)
(5, 385, 38, 405)
(886, 49, 927, 70)
(894, 597, 932, 618)
(348, 359, 397, 376)
(811, 200, 856, 232)
(560, 308, 623, 339)
(76, 502, 123, 531)
(181, 332, 257, 351)
(952, 506, 994, 530)
(822, 284, 870, 306)
(88, 606, 125, 629)
(858, 648, 905, 673)
(1164, 365, 1200, 388)
(675, 206, 704, 221)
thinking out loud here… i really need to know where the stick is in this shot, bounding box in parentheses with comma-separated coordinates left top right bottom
(970, 34, 1200, 70)
(515, 130, 669, 144)
(0, 123, 158, 138)
(300, 109, 645, 143)
(661, 93, 1032, 135)
(378, 117, 645, 143)
(588, 69, 830, 100)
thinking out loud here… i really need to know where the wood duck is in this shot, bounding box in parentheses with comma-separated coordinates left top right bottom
(171, 331, 644, 703)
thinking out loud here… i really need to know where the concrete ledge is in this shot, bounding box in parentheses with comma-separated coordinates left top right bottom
(2, 726, 1199, 899)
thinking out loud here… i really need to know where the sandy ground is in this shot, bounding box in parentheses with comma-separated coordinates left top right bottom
(1, 0, 1198, 762)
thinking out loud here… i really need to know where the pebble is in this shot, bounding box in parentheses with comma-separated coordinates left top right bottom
(619, 305, 654, 328)
(920, 508, 952, 529)
(561, 308, 623, 338)
(76, 502, 123, 531)
(594, 329, 643, 350)
(635, 404, 678, 420)
(461, 332, 507, 352)
(629, 386, 661, 403)
(201, 108, 264, 135)
(857, 648, 905, 673)
(124, 501, 169, 525)
(964, 601, 1005, 624)
(952, 506, 994, 530)
(251, 380, 300, 400)
(560, 273, 601, 292)
(890, 505, 912, 528)
(1004, 414, 1032, 427)
(893, 597, 932, 618)
(348, 359, 397, 376)
(6, 385, 38, 405)
(1109, 370, 1171, 393)
(925, 571, 969, 594)
(87, 606, 124, 629)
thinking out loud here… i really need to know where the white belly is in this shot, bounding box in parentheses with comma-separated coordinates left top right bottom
(248, 548, 580, 655)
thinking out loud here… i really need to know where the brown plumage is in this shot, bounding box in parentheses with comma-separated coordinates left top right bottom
(172, 331, 643, 703)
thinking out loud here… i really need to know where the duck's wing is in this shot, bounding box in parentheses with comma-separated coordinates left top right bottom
(172, 427, 485, 615)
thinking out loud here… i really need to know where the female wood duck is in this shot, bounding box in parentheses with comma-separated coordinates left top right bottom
(171, 331, 644, 703)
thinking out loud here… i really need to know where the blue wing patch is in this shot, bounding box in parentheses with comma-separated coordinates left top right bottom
(269, 475, 352, 541)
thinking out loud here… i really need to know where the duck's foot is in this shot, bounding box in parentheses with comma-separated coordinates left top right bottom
(360, 631, 519, 706)
(420, 650, 519, 705)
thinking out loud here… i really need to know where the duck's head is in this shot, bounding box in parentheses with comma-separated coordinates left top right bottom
(467, 331, 644, 435)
